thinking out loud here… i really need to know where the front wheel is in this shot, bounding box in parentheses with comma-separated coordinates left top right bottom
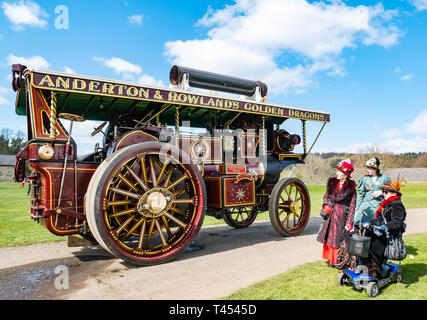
(268, 178, 311, 237)
(366, 281, 379, 297)
(85, 142, 206, 266)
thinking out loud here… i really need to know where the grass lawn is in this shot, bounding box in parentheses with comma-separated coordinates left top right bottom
(0, 182, 426, 247)
(222, 233, 427, 300)
(0, 182, 61, 247)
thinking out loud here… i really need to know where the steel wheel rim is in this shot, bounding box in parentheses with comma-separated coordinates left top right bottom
(277, 182, 308, 233)
(101, 152, 199, 257)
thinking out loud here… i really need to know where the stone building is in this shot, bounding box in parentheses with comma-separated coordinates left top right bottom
(0, 154, 15, 182)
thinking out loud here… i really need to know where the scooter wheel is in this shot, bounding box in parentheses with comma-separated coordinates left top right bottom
(366, 282, 379, 297)
(337, 272, 347, 286)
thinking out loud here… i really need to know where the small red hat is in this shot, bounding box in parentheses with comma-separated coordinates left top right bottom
(335, 159, 354, 177)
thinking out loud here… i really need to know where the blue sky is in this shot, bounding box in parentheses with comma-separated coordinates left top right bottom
(1, 0, 427, 155)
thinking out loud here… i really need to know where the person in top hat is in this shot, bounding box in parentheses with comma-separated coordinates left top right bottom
(317, 159, 357, 267)
(353, 157, 391, 227)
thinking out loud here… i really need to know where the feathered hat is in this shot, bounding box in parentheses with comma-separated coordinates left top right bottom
(381, 174, 406, 196)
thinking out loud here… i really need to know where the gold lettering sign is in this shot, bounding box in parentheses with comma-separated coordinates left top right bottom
(33, 72, 329, 122)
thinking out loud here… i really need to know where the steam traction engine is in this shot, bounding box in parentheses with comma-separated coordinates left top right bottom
(12, 64, 330, 266)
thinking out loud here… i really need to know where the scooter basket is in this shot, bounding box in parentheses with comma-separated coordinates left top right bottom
(346, 233, 371, 258)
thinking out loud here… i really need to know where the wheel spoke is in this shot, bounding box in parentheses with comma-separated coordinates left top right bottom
(120, 217, 146, 241)
(155, 219, 167, 247)
(172, 198, 194, 205)
(173, 186, 187, 198)
(110, 187, 140, 200)
(116, 215, 135, 234)
(161, 215, 173, 237)
(281, 212, 291, 227)
(161, 167, 173, 187)
(144, 219, 156, 249)
(170, 206, 186, 216)
(166, 174, 188, 191)
(107, 200, 132, 207)
(136, 219, 147, 250)
(125, 164, 149, 192)
(156, 159, 170, 186)
(164, 212, 186, 228)
(117, 173, 139, 193)
(109, 207, 137, 218)
(149, 156, 158, 187)
(283, 187, 290, 199)
(140, 157, 148, 185)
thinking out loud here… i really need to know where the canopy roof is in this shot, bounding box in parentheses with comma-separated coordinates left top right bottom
(16, 69, 330, 128)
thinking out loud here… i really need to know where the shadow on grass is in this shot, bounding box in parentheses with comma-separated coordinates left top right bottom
(402, 262, 427, 288)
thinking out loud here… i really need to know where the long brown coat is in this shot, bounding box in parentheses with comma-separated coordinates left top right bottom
(317, 177, 357, 248)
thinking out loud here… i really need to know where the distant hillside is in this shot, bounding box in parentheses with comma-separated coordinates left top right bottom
(282, 152, 427, 184)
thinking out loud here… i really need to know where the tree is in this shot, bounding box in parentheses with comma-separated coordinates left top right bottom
(0, 128, 26, 155)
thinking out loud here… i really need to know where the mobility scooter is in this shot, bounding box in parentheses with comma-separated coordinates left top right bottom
(337, 222, 403, 297)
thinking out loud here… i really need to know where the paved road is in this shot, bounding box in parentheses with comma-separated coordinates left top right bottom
(1, 208, 426, 300)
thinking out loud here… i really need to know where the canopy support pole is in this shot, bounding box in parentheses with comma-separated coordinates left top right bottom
(49, 91, 58, 144)
(303, 122, 327, 160)
(175, 106, 180, 134)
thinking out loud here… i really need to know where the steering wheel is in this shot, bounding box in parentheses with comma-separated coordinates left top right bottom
(91, 121, 107, 137)
(59, 113, 86, 122)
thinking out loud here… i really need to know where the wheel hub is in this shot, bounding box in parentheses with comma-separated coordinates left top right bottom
(289, 201, 301, 213)
(137, 188, 173, 218)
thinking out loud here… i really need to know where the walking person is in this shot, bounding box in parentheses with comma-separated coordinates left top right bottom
(317, 159, 357, 267)
(353, 157, 391, 227)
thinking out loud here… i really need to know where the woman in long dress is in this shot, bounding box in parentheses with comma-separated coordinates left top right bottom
(317, 159, 357, 267)
(353, 157, 391, 226)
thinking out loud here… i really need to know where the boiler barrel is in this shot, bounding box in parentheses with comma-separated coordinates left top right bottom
(170, 65, 268, 98)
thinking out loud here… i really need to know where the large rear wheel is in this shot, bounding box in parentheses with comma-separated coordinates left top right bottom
(268, 178, 310, 237)
(86, 142, 206, 266)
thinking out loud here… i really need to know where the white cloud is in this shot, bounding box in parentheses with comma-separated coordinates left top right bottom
(137, 74, 165, 87)
(0, 95, 10, 105)
(355, 109, 427, 153)
(382, 128, 401, 139)
(94, 56, 142, 75)
(0, 86, 11, 105)
(164, 0, 402, 95)
(128, 14, 143, 26)
(1, 0, 48, 30)
(405, 109, 427, 136)
(6, 53, 50, 69)
(410, 0, 427, 10)
(64, 66, 76, 74)
(94, 56, 165, 87)
(400, 73, 414, 81)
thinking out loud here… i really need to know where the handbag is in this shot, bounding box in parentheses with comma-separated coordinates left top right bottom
(384, 233, 407, 261)
(382, 213, 407, 261)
